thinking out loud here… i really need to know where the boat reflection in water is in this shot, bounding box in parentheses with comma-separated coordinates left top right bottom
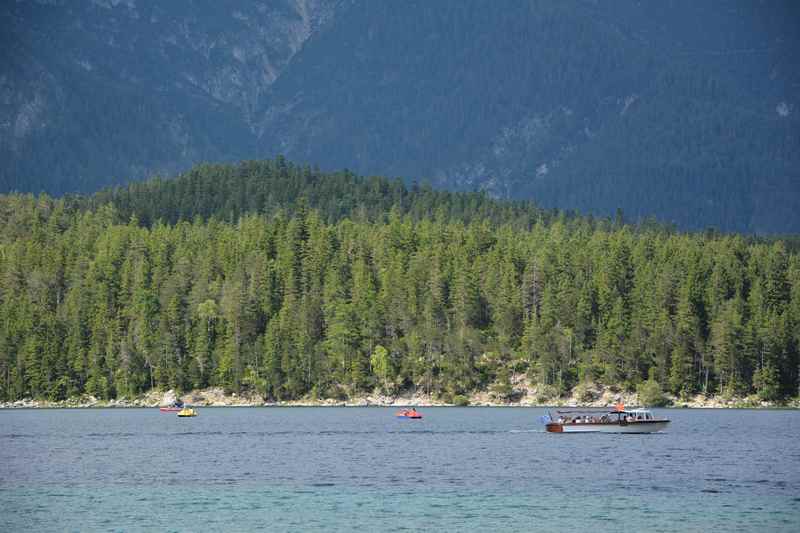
(544, 406, 669, 433)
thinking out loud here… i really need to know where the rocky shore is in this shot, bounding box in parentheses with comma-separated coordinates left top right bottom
(2, 385, 796, 409)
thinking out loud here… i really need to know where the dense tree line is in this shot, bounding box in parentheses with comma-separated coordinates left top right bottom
(1, 175, 798, 402)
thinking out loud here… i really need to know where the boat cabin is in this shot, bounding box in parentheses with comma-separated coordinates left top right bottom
(556, 408, 659, 424)
(626, 409, 656, 421)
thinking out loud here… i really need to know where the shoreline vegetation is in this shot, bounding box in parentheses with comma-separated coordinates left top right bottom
(2, 160, 799, 409)
(3, 384, 797, 410)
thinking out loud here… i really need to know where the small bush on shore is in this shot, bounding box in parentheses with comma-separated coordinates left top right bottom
(452, 394, 470, 406)
(636, 379, 670, 407)
(534, 384, 561, 403)
(572, 381, 598, 403)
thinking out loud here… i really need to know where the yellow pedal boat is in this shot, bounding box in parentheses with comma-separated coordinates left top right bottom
(177, 407, 198, 417)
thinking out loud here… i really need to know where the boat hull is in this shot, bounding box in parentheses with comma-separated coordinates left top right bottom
(546, 421, 669, 433)
(159, 407, 181, 412)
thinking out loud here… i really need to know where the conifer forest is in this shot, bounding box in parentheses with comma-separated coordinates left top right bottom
(1, 160, 798, 403)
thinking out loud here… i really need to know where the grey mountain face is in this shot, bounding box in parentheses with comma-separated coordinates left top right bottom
(2, 0, 799, 233)
(1, 0, 346, 191)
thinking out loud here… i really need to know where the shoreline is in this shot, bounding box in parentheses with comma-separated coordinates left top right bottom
(2, 387, 797, 409)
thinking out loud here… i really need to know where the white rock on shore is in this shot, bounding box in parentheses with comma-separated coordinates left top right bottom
(1, 385, 797, 409)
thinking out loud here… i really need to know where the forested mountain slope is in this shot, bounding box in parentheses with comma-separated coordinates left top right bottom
(1, 162, 798, 403)
(84, 158, 557, 228)
(2, 1, 799, 233)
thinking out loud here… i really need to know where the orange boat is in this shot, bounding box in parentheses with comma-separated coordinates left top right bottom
(395, 409, 423, 419)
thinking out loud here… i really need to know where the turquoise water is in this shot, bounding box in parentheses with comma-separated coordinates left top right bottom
(1, 407, 799, 531)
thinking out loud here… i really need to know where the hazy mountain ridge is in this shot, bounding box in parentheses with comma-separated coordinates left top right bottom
(1, 0, 344, 191)
(257, 0, 799, 233)
(2, 0, 799, 233)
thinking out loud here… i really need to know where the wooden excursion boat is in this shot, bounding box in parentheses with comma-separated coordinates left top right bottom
(543, 406, 669, 433)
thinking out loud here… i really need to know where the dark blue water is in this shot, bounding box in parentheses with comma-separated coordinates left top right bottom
(1, 408, 799, 531)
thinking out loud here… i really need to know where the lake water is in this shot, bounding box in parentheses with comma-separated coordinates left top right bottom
(1, 407, 799, 532)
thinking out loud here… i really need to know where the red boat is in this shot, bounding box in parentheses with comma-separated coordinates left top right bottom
(159, 400, 185, 412)
(395, 409, 423, 419)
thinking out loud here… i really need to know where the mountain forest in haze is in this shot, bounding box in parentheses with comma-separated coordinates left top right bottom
(1, 160, 798, 404)
(2, 0, 799, 233)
